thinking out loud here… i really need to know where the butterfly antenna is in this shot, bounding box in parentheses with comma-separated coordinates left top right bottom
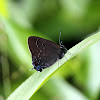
(59, 28, 61, 46)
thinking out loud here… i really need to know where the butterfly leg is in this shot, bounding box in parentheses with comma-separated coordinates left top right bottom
(29, 67, 34, 71)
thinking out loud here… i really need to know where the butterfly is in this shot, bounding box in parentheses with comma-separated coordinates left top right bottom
(28, 29, 67, 72)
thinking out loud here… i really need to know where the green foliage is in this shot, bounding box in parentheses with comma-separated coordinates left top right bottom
(1, 16, 100, 100)
(0, 0, 100, 100)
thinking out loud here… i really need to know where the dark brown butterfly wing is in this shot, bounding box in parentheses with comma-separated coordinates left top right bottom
(28, 36, 61, 68)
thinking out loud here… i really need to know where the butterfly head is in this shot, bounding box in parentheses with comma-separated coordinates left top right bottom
(58, 41, 67, 59)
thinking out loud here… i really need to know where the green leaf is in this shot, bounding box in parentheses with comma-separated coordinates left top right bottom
(86, 41, 100, 98)
(7, 29, 100, 100)
(45, 78, 89, 100)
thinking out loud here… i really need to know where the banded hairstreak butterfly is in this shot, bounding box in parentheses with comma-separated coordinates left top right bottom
(28, 29, 67, 72)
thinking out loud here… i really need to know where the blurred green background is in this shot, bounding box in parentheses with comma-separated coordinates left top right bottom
(0, 0, 100, 100)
